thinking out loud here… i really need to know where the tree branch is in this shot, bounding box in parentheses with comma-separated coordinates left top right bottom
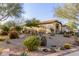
(0, 14, 8, 21)
(1, 15, 9, 21)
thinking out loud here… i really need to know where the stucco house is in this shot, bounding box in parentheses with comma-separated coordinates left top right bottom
(62, 25, 70, 32)
(23, 20, 63, 34)
(39, 20, 62, 33)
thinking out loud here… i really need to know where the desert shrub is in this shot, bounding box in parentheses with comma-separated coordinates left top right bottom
(10, 26, 22, 34)
(50, 28, 54, 33)
(23, 36, 41, 51)
(15, 26, 22, 31)
(8, 30, 19, 39)
(0, 25, 9, 32)
(69, 31, 74, 36)
(63, 31, 70, 37)
(64, 43, 71, 49)
(0, 30, 8, 35)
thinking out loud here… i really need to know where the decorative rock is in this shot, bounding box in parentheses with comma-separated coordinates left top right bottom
(60, 47, 65, 50)
(51, 45, 56, 47)
(19, 34, 26, 39)
(42, 48, 49, 52)
(9, 52, 21, 56)
(50, 48, 56, 53)
(1, 48, 10, 56)
(40, 36, 47, 46)
(20, 51, 27, 56)
(6, 41, 11, 44)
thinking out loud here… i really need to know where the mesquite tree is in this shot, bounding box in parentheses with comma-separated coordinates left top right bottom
(0, 3, 23, 21)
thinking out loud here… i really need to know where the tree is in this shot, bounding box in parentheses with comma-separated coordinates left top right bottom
(55, 4, 79, 22)
(3, 20, 17, 27)
(25, 20, 32, 27)
(0, 3, 23, 21)
(66, 21, 77, 31)
(25, 18, 40, 27)
(0, 20, 17, 32)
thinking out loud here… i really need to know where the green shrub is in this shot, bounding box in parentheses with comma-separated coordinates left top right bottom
(23, 36, 41, 51)
(15, 26, 22, 31)
(63, 31, 70, 37)
(8, 30, 19, 39)
(64, 43, 71, 49)
(0, 25, 9, 32)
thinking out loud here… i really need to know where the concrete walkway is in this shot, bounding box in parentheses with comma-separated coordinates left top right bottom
(64, 50, 79, 56)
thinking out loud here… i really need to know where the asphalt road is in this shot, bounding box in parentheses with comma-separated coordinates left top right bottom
(64, 51, 79, 56)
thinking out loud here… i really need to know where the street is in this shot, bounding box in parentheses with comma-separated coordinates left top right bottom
(64, 50, 79, 56)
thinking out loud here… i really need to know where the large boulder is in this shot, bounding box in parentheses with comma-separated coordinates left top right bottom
(40, 36, 47, 46)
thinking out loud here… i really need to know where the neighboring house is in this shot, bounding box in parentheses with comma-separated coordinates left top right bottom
(39, 20, 62, 33)
(62, 25, 71, 32)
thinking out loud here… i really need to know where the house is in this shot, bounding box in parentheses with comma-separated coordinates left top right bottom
(62, 25, 70, 32)
(62, 25, 76, 32)
(39, 20, 62, 33)
(23, 20, 62, 34)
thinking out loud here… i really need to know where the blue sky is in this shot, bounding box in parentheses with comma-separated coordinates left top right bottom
(1, 3, 68, 25)
(23, 3, 68, 24)
(23, 3, 59, 20)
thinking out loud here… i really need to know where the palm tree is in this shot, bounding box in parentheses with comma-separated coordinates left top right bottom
(0, 3, 24, 21)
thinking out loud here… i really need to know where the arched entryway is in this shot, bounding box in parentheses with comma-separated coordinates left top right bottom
(55, 22, 62, 33)
(56, 23, 59, 33)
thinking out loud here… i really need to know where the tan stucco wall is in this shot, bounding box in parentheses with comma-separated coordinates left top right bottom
(39, 22, 62, 33)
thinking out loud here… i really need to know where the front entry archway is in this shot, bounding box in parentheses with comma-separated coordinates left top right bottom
(55, 22, 62, 33)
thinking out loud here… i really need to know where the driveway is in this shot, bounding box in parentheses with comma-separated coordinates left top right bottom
(46, 34, 75, 48)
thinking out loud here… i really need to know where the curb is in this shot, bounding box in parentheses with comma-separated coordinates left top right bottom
(46, 46, 79, 56)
